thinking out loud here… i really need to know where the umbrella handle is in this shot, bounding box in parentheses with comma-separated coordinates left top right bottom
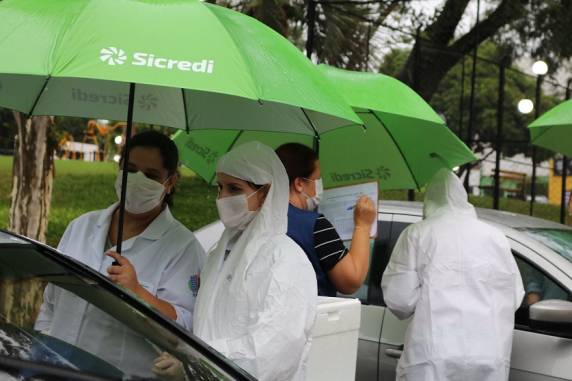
(115, 83, 136, 257)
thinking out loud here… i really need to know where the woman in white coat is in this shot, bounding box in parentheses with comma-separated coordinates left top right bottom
(193, 141, 317, 381)
(381, 169, 524, 381)
(35, 131, 205, 378)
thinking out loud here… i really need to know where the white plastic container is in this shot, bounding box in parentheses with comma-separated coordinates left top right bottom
(306, 297, 361, 381)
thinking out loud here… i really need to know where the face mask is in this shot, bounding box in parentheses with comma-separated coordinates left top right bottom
(302, 178, 323, 211)
(115, 170, 167, 214)
(216, 188, 262, 230)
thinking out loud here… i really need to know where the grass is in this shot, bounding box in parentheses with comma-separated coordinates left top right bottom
(0, 156, 566, 247)
(0, 156, 219, 247)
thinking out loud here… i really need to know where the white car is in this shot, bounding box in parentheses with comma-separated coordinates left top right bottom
(195, 201, 572, 381)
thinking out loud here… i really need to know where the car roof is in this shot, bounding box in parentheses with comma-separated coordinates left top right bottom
(379, 200, 572, 231)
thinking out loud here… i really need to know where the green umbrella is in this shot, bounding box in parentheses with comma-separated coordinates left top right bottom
(174, 66, 475, 190)
(0, 0, 360, 251)
(529, 99, 572, 157)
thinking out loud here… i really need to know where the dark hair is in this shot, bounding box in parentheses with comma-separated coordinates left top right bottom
(275, 143, 318, 186)
(121, 130, 179, 206)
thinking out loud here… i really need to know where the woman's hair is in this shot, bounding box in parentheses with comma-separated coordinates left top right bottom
(121, 130, 179, 206)
(275, 143, 318, 186)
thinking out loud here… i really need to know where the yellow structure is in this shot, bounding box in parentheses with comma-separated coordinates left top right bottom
(548, 159, 572, 205)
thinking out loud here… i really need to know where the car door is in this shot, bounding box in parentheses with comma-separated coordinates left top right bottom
(377, 214, 420, 381)
(509, 240, 572, 381)
(348, 213, 419, 381)
(0, 230, 254, 381)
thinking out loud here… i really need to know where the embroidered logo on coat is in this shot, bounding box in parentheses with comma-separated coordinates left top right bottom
(188, 274, 200, 297)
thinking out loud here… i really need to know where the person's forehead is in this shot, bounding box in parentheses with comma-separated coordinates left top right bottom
(128, 146, 165, 171)
(217, 172, 247, 184)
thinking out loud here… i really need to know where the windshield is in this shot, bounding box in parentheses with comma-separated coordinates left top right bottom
(519, 228, 572, 263)
(0, 233, 239, 381)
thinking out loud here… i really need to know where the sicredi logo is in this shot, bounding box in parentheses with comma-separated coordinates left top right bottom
(100, 47, 215, 74)
(100, 47, 127, 66)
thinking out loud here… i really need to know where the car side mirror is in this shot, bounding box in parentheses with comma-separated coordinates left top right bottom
(529, 300, 572, 339)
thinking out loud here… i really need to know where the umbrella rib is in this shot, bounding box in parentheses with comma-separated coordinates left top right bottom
(181, 89, 190, 134)
(370, 110, 421, 190)
(301, 108, 320, 140)
(28, 75, 51, 115)
(301, 108, 321, 155)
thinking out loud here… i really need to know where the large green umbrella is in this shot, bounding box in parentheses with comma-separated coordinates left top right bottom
(529, 99, 572, 157)
(174, 66, 476, 190)
(0, 0, 360, 251)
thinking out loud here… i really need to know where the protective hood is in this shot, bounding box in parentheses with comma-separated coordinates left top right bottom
(423, 168, 475, 219)
(216, 141, 289, 236)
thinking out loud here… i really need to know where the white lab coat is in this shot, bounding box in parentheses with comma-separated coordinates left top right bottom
(381, 169, 525, 381)
(35, 203, 205, 377)
(193, 142, 317, 381)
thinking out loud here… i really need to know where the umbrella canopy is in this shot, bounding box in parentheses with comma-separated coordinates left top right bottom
(318, 65, 476, 189)
(174, 67, 475, 190)
(0, 0, 360, 253)
(529, 99, 572, 157)
(0, 0, 359, 133)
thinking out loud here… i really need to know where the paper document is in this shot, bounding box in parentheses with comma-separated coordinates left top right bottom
(319, 181, 378, 241)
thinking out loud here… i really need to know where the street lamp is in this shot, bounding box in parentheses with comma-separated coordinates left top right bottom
(113, 154, 121, 163)
(532, 60, 548, 76)
(114, 135, 123, 145)
(518, 99, 534, 114)
(530, 60, 549, 216)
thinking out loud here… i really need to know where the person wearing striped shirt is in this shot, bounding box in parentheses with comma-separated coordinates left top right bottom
(276, 143, 377, 296)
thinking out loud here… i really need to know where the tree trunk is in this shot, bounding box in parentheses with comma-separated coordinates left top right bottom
(9, 113, 55, 242)
(0, 113, 56, 328)
(398, 0, 526, 101)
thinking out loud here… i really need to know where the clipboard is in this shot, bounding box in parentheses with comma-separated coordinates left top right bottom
(318, 181, 379, 241)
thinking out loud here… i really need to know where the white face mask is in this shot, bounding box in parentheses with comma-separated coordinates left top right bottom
(302, 178, 323, 211)
(115, 170, 167, 214)
(216, 188, 262, 230)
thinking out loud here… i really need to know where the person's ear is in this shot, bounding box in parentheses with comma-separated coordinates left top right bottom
(258, 184, 270, 205)
(165, 173, 178, 194)
(293, 177, 305, 193)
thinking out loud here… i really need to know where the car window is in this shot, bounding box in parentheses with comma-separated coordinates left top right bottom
(514, 253, 571, 327)
(518, 228, 572, 264)
(0, 236, 242, 381)
(349, 219, 413, 307)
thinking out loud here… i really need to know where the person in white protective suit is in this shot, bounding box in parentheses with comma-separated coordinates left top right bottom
(194, 141, 317, 380)
(381, 169, 525, 381)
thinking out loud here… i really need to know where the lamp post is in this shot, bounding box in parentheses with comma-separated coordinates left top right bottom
(493, 58, 507, 210)
(530, 60, 548, 216)
(561, 79, 571, 224)
(463, 0, 481, 193)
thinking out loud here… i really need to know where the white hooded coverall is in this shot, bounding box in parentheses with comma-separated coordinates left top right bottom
(193, 141, 317, 381)
(381, 169, 525, 381)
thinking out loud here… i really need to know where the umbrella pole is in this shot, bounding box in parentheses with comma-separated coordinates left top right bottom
(561, 156, 568, 224)
(116, 83, 136, 255)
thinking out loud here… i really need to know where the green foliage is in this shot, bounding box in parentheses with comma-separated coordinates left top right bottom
(0, 108, 15, 151)
(381, 42, 561, 160)
(0, 156, 218, 247)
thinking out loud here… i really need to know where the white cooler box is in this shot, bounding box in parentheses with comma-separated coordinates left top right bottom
(306, 297, 361, 381)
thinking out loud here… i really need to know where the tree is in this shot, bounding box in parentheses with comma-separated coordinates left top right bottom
(397, 0, 572, 102)
(226, 0, 405, 70)
(0, 113, 56, 327)
(381, 42, 559, 160)
(398, 0, 527, 101)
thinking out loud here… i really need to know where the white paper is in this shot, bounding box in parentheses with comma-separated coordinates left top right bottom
(318, 181, 378, 241)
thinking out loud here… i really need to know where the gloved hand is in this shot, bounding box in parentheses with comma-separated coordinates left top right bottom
(152, 352, 186, 381)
